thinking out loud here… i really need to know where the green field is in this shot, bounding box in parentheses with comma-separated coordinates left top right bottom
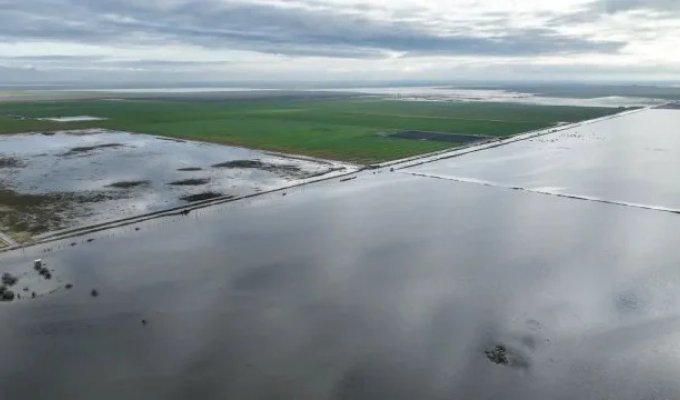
(0, 98, 622, 163)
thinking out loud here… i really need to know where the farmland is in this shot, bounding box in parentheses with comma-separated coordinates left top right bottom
(0, 97, 623, 163)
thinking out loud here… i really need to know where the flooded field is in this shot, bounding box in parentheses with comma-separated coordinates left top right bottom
(0, 129, 354, 242)
(2, 171, 680, 398)
(407, 108, 680, 212)
(340, 86, 666, 107)
(1, 108, 680, 398)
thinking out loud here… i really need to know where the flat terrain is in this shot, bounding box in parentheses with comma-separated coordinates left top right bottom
(408, 108, 680, 210)
(0, 130, 354, 243)
(2, 109, 680, 398)
(0, 97, 622, 163)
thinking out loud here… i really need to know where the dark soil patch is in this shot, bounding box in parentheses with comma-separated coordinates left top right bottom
(107, 180, 150, 189)
(62, 143, 123, 156)
(180, 191, 225, 202)
(658, 103, 680, 110)
(177, 167, 202, 172)
(168, 178, 210, 186)
(0, 157, 25, 168)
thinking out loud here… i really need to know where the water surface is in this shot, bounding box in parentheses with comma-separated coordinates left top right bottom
(1, 109, 680, 399)
(407, 109, 680, 211)
(0, 129, 353, 237)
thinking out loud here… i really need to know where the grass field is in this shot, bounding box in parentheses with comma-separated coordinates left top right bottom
(0, 98, 623, 163)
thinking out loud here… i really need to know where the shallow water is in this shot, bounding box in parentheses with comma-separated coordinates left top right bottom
(38, 116, 107, 122)
(335, 86, 664, 107)
(0, 129, 353, 236)
(407, 109, 680, 211)
(2, 109, 680, 398)
(1, 171, 680, 399)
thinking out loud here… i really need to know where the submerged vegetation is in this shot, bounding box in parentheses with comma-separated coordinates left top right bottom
(62, 143, 123, 156)
(168, 178, 210, 186)
(0, 186, 127, 239)
(0, 157, 24, 168)
(180, 191, 225, 202)
(107, 180, 150, 189)
(212, 159, 302, 174)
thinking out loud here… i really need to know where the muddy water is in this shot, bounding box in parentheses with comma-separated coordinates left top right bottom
(0, 129, 354, 237)
(406, 109, 680, 211)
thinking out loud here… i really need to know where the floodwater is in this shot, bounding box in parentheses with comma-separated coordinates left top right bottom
(1, 86, 665, 107)
(37, 116, 107, 122)
(1, 109, 680, 398)
(408, 108, 680, 212)
(334, 86, 665, 107)
(0, 129, 354, 238)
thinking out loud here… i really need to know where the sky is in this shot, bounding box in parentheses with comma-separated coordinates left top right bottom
(1, 0, 680, 84)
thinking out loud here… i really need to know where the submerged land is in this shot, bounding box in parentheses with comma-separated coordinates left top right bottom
(0, 88, 630, 245)
(1, 101, 680, 398)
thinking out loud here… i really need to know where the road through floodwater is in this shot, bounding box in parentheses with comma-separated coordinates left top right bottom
(1, 108, 680, 399)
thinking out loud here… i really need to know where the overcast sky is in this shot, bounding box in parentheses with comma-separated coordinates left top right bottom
(1, 0, 679, 84)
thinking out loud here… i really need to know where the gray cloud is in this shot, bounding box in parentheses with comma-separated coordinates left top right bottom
(0, 55, 229, 69)
(554, 0, 680, 24)
(0, 0, 623, 58)
(592, 0, 680, 14)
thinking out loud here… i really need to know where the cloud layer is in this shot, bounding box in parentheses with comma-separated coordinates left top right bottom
(0, 0, 679, 82)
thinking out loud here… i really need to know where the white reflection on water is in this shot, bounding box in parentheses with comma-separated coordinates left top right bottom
(1, 170, 680, 398)
(409, 109, 680, 211)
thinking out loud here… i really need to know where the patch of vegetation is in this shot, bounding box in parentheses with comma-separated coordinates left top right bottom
(484, 343, 530, 369)
(0, 157, 24, 168)
(1, 273, 18, 286)
(177, 167, 202, 171)
(485, 345, 509, 365)
(0, 98, 624, 163)
(62, 143, 123, 156)
(0, 186, 128, 239)
(38, 268, 52, 280)
(106, 180, 150, 189)
(212, 160, 302, 176)
(168, 178, 210, 186)
(212, 160, 263, 169)
(180, 191, 225, 202)
(0, 286, 15, 302)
